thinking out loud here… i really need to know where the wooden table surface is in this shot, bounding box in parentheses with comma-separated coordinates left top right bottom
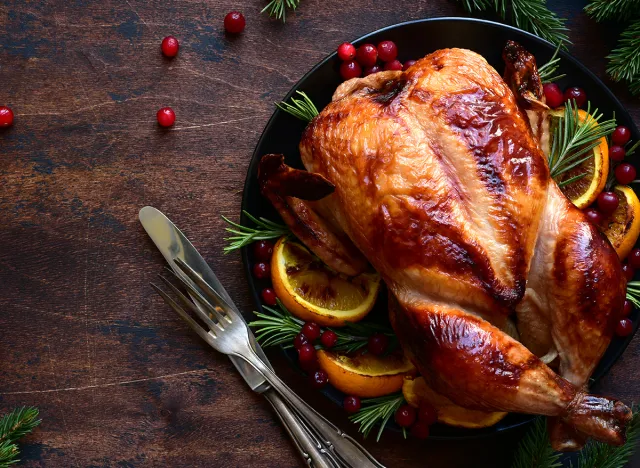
(1, 0, 639, 466)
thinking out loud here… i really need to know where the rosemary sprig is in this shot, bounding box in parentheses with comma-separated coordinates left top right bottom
(0, 407, 41, 468)
(276, 91, 319, 122)
(349, 393, 406, 441)
(626, 281, 640, 308)
(261, 0, 300, 22)
(538, 42, 566, 84)
(222, 210, 290, 253)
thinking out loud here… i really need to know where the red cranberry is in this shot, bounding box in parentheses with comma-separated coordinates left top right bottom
(612, 126, 631, 146)
(629, 249, 640, 269)
(597, 191, 619, 215)
(343, 395, 361, 413)
(298, 343, 317, 363)
(622, 263, 635, 282)
(363, 65, 382, 76)
(418, 402, 438, 425)
(610, 145, 626, 162)
(253, 262, 271, 279)
(395, 404, 417, 427)
(320, 330, 338, 348)
(0, 106, 14, 127)
(224, 11, 245, 34)
(383, 60, 403, 71)
(356, 44, 378, 67)
(563, 87, 587, 108)
(543, 83, 563, 109)
(261, 288, 277, 306)
(310, 369, 329, 388)
(293, 332, 309, 350)
(301, 322, 321, 341)
(253, 240, 274, 262)
(337, 42, 356, 61)
(584, 208, 603, 225)
(410, 421, 431, 439)
(403, 60, 417, 70)
(377, 41, 398, 62)
(616, 163, 637, 185)
(161, 36, 179, 57)
(367, 333, 389, 355)
(340, 60, 362, 80)
(157, 107, 176, 127)
(622, 300, 633, 318)
(615, 318, 634, 337)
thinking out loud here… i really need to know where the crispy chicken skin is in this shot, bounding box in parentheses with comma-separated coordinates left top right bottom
(258, 44, 631, 448)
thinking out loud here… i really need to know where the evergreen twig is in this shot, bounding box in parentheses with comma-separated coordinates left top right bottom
(606, 20, 640, 95)
(276, 91, 319, 122)
(348, 393, 406, 441)
(512, 417, 562, 468)
(222, 211, 290, 253)
(0, 407, 41, 468)
(261, 0, 300, 22)
(585, 0, 640, 22)
(538, 42, 566, 83)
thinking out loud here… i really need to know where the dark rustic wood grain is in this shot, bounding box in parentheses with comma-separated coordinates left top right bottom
(1, 0, 639, 467)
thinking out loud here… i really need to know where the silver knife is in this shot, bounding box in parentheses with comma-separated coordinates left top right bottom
(139, 206, 338, 468)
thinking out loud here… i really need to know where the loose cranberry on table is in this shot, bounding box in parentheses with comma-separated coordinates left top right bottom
(253, 240, 274, 262)
(418, 402, 438, 425)
(622, 300, 633, 318)
(320, 330, 338, 348)
(616, 163, 637, 185)
(301, 322, 321, 340)
(610, 145, 626, 162)
(310, 369, 329, 388)
(410, 421, 430, 439)
(377, 40, 398, 62)
(253, 262, 270, 279)
(629, 248, 640, 269)
(367, 333, 389, 355)
(622, 263, 635, 282)
(356, 44, 378, 67)
(298, 343, 317, 363)
(597, 191, 619, 215)
(403, 60, 417, 71)
(261, 288, 277, 306)
(156, 107, 176, 127)
(337, 42, 356, 61)
(612, 126, 631, 146)
(394, 404, 417, 427)
(363, 65, 382, 76)
(584, 208, 603, 225)
(340, 60, 362, 80)
(563, 87, 587, 108)
(542, 83, 563, 109)
(343, 395, 361, 413)
(0, 106, 14, 127)
(616, 318, 634, 337)
(224, 11, 245, 34)
(293, 332, 309, 349)
(161, 36, 179, 57)
(383, 60, 403, 71)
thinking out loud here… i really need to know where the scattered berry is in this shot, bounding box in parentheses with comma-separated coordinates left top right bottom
(157, 107, 176, 127)
(161, 36, 179, 57)
(584, 208, 603, 225)
(403, 60, 417, 70)
(343, 395, 361, 413)
(563, 87, 587, 108)
(340, 60, 362, 80)
(253, 240, 274, 262)
(356, 44, 378, 67)
(261, 288, 277, 306)
(418, 402, 438, 425)
(377, 41, 398, 62)
(543, 83, 563, 109)
(395, 404, 417, 427)
(612, 126, 631, 146)
(363, 65, 382, 76)
(367, 333, 389, 356)
(320, 330, 338, 348)
(301, 322, 321, 341)
(383, 60, 403, 71)
(610, 145, 626, 162)
(0, 106, 14, 127)
(310, 369, 329, 388)
(253, 262, 271, 279)
(298, 343, 317, 363)
(622, 263, 635, 282)
(616, 163, 637, 185)
(410, 421, 430, 439)
(337, 42, 356, 61)
(224, 11, 245, 34)
(597, 191, 619, 215)
(293, 332, 310, 350)
(622, 299, 633, 318)
(629, 249, 640, 269)
(615, 318, 634, 337)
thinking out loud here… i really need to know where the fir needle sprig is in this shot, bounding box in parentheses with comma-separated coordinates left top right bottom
(606, 20, 640, 96)
(538, 42, 566, 84)
(512, 417, 562, 468)
(261, 0, 300, 22)
(276, 91, 319, 122)
(222, 211, 290, 253)
(585, 0, 640, 22)
(349, 393, 406, 441)
(0, 407, 41, 468)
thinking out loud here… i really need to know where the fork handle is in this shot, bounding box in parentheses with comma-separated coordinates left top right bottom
(237, 350, 385, 468)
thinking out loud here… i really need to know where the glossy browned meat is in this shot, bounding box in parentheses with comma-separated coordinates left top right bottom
(259, 45, 631, 448)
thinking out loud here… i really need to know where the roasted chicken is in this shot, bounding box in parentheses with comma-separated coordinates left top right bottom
(259, 42, 632, 449)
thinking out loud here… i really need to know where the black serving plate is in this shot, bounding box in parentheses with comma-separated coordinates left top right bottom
(240, 17, 640, 439)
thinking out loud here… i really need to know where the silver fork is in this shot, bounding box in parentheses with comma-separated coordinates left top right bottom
(152, 257, 385, 468)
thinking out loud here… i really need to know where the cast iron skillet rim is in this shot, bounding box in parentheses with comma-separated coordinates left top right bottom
(239, 16, 639, 440)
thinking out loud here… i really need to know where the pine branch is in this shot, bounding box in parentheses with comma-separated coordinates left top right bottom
(512, 418, 562, 468)
(261, 0, 300, 22)
(585, 0, 640, 22)
(222, 211, 290, 253)
(348, 393, 405, 441)
(0, 407, 41, 468)
(276, 91, 319, 122)
(606, 20, 640, 93)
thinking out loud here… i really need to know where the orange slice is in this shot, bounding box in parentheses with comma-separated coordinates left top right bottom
(317, 349, 416, 398)
(271, 237, 380, 326)
(402, 376, 507, 429)
(601, 185, 640, 260)
(550, 108, 609, 209)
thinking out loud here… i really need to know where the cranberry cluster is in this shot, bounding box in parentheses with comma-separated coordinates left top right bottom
(543, 83, 587, 109)
(394, 401, 438, 439)
(251, 240, 278, 306)
(336, 40, 415, 81)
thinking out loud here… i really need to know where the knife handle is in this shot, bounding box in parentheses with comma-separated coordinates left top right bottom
(263, 388, 340, 468)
